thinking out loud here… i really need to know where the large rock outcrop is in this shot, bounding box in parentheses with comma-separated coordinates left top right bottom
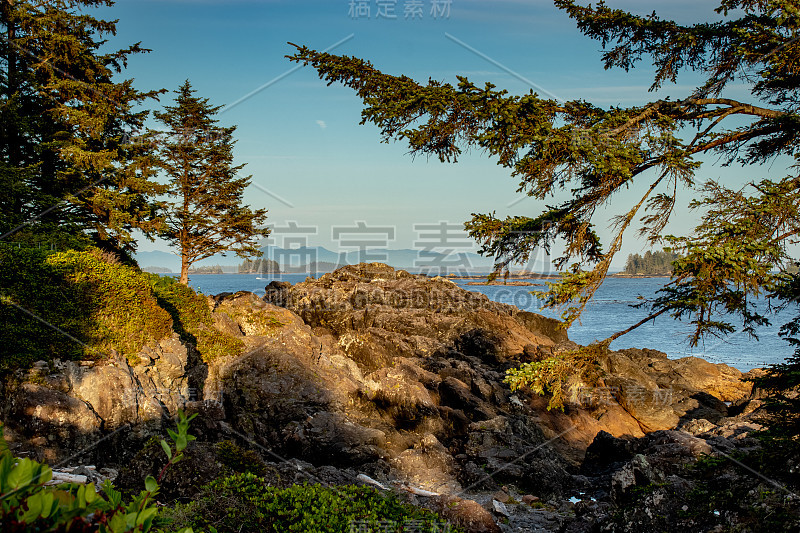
(197, 264, 750, 497)
(1, 263, 762, 531)
(3, 334, 192, 463)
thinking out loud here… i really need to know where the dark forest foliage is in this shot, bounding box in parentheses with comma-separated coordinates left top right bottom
(1, 0, 163, 253)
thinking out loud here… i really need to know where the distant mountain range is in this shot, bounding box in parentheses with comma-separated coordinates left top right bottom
(135, 245, 553, 274)
(267, 246, 499, 272)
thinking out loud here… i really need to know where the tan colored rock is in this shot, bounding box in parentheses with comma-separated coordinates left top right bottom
(65, 359, 141, 428)
(604, 349, 752, 403)
(670, 356, 752, 401)
(287, 263, 565, 368)
(515, 311, 569, 344)
(7, 383, 101, 462)
(392, 433, 460, 494)
(492, 490, 510, 503)
(212, 292, 295, 337)
(427, 495, 502, 533)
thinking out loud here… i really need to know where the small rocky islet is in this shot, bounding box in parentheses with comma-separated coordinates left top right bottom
(2, 263, 795, 531)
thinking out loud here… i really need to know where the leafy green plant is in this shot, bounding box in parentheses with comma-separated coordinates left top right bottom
(214, 440, 268, 477)
(0, 412, 197, 532)
(155, 410, 198, 483)
(169, 473, 460, 533)
(504, 342, 605, 410)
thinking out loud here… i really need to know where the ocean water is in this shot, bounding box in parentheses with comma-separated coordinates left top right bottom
(179, 273, 794, 372)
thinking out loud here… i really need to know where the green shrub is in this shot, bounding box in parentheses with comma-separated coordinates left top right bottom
(0, 246, 84, 369)
(0, 247, 172, 368)
(0, 415, 195, 532)
(169, 473, 460, 533)
(148, 274, 243, 362)
(0, 247, 242, 370)
(46, 249, 174, 363)
(214, 440, 268, 477)
(505, 342, 605, 410)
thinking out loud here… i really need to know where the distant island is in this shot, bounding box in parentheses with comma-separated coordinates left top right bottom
(614, 249, 679, 277)
(450, 271, 563, 280)
(238, 258, 280, 274)
(142, 266, 172, 274)
(466, 280, 541, 286)
(189, 265, 224, 275)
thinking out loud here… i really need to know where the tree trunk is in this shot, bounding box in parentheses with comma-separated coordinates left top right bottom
(3, 0, 22, 222)
(180, 253, 189, 285)
(4, 0, 18, 167)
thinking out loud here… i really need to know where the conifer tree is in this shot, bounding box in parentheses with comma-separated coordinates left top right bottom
(0, 0, 162, 251)
(289, 0, 800, 407)
(152, 81, 268, 285)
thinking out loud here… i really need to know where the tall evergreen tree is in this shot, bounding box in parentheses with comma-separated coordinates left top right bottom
(0, 0, 162, 251)
(153, 81, 269, 285)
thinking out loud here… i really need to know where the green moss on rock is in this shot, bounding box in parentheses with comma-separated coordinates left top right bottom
(215, 440, 269, 477)
(0, 247, 242, 370)
(149, 274, 243, 361)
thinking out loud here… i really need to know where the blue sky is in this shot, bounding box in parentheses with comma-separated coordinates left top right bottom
(100, 0, 778, 270)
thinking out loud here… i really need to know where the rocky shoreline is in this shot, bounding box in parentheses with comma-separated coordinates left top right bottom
(1, 263, 794, 531)
(465, 281, 541, 286)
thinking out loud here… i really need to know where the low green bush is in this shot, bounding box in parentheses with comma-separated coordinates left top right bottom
(0, 247, 241, 370)
(148, 274, 243, 362)
(168, 473, 460, 533)
(47, 249, 174, 363)
(0, 247, 172, 368)
(214, 440, 268, 477)
(0, 414, 196, 532)
(0, 246, 83, 369)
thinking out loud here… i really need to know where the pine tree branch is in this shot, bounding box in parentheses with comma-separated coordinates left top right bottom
(603, 306, 672, 344)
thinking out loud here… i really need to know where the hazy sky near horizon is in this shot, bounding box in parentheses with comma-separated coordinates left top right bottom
(102, 0, 779, 269)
